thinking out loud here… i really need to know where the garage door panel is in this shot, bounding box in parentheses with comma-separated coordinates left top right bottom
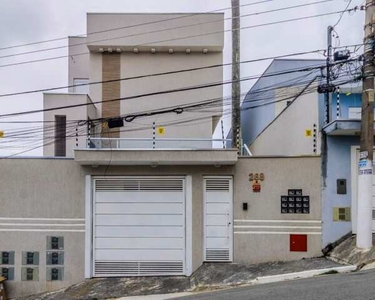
(206, 215, 227, 226)
(95, 226, 184, 238)
(206, 203, 229, 214)
(206, 226, 228, 237)
(205, 192, 231, 203)
(96, 192, 184, 203)
(95, 203, 183, 214)
(206, 237, 229, 249)
(96, 215, 183, 226)
(95, 249, 184, 261)
(96, 237, 184, 249)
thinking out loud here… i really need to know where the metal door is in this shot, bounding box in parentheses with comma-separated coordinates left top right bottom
(203, 177, 233, 262)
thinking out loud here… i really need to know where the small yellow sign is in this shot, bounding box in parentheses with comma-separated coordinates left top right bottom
(305, 129, 312, 137)
(0, 131, 4, 138)
(157, 126, 165, 135)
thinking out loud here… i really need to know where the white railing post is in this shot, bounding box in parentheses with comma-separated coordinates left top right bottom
(75, 125, 78, 149)
(152, 122, 156, 149)
(336, 86, 340, 119)
(221, 119, 225, 149)
(87, 122, 91, 148)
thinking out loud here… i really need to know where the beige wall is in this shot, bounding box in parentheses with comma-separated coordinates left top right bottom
(0, 158, 233, 298)
(233, 156, 322, 263)
(250, 86, 320, 156)
(0, 155, 322, 298)
(87, 51, 223, 142)
(43, 94, 97, 157)
(68, 37, 90, 91)
(86, 13, 224, 51)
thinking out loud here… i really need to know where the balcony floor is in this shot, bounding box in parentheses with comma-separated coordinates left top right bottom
(74, 148, 238, 166)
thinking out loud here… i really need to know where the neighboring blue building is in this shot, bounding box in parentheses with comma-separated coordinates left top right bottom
(322, 87, 366, 246)
(238, 58, 367, 249)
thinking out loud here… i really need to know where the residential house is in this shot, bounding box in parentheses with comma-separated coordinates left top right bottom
(0, 13, 323, 298)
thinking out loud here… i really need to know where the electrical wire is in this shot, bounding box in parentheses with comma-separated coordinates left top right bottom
(0, 7, 360, 69)
(0, 0, 272, 52)
(0, 0, 332, 60)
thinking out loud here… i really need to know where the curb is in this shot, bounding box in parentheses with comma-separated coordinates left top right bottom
(255, 265, 357, 284)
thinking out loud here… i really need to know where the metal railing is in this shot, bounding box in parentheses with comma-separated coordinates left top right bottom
(87, 137, 232, 150)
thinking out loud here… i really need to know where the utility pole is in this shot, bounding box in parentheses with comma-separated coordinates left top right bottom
(357, 0, 375, 249)
(321, 26, 334, 187)
(326, 26, 333, 124)
(231, 0, 241, 149)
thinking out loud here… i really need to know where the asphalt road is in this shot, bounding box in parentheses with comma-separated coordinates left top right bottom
(173, 270, 375, 300)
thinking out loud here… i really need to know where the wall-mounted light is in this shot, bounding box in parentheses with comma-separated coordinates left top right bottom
(151, 48, 156, 54)
(98, 48, 104, 53)
(116, 48, 122, 53)
(107, 48, 113, 53)
(168, 49, 174, 54)
(133, 48, 139, 53)
(203, 49, 209, 54)
(186, 49, 191, 54)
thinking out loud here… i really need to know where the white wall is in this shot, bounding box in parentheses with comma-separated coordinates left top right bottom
(249, 86, 320, 156)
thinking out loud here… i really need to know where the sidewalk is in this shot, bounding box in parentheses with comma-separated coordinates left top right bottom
(17, 258, 352, 300)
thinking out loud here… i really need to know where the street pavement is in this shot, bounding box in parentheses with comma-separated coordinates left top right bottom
(172, 269, 375, 300)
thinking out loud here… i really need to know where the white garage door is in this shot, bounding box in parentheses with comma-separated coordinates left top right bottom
(93, 177, 186, 277)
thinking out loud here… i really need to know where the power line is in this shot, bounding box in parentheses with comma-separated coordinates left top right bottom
(0, 45, 363, 99)
(0, 61, 337, 119)
(0, 1, 332, 60)
(0, 75, 359, 157)
(0, 7, 360, 69)
(0, 0, 272, 52)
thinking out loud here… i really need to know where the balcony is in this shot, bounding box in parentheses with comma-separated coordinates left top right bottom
(74, 137, 239, 166)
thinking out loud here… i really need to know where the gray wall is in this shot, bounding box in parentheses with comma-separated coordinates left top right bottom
(0, 158, 233, 298)
(241, 59, 323, 146)
(249, 86, 320, 155)
(234, 156, 322, 263)
(86, 13, 224, 50)
(0, 156, 322, 297)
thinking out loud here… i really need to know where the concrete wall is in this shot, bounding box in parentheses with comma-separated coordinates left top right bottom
(0, 158, 233, 298)
(0, 158, 85, 298)
(249, 86, 320, 156)
(43, 94, 97, 157)
(241, 59, 323, 146)
(68, 37, 90, 92)
(87, 50, 223, 143)
(0, 155, 322, 297)
(234, 156, 322, 263)
(86, 13, 224, 51)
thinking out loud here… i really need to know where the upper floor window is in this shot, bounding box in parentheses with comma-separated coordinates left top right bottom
(73, 78, 89, 94)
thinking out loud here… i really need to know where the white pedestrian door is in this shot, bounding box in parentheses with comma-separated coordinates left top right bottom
(93, 177, 186, 277)
(204, 177, 233, 262)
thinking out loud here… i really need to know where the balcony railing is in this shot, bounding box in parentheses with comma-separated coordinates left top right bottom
(87, 137, 232, 150)
(83, 137, 252, 156)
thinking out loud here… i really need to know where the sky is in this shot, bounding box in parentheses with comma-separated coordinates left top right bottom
(0, 0, 364, 156)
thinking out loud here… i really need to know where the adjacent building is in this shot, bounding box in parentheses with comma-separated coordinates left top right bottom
(239, 58, 366, 248)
